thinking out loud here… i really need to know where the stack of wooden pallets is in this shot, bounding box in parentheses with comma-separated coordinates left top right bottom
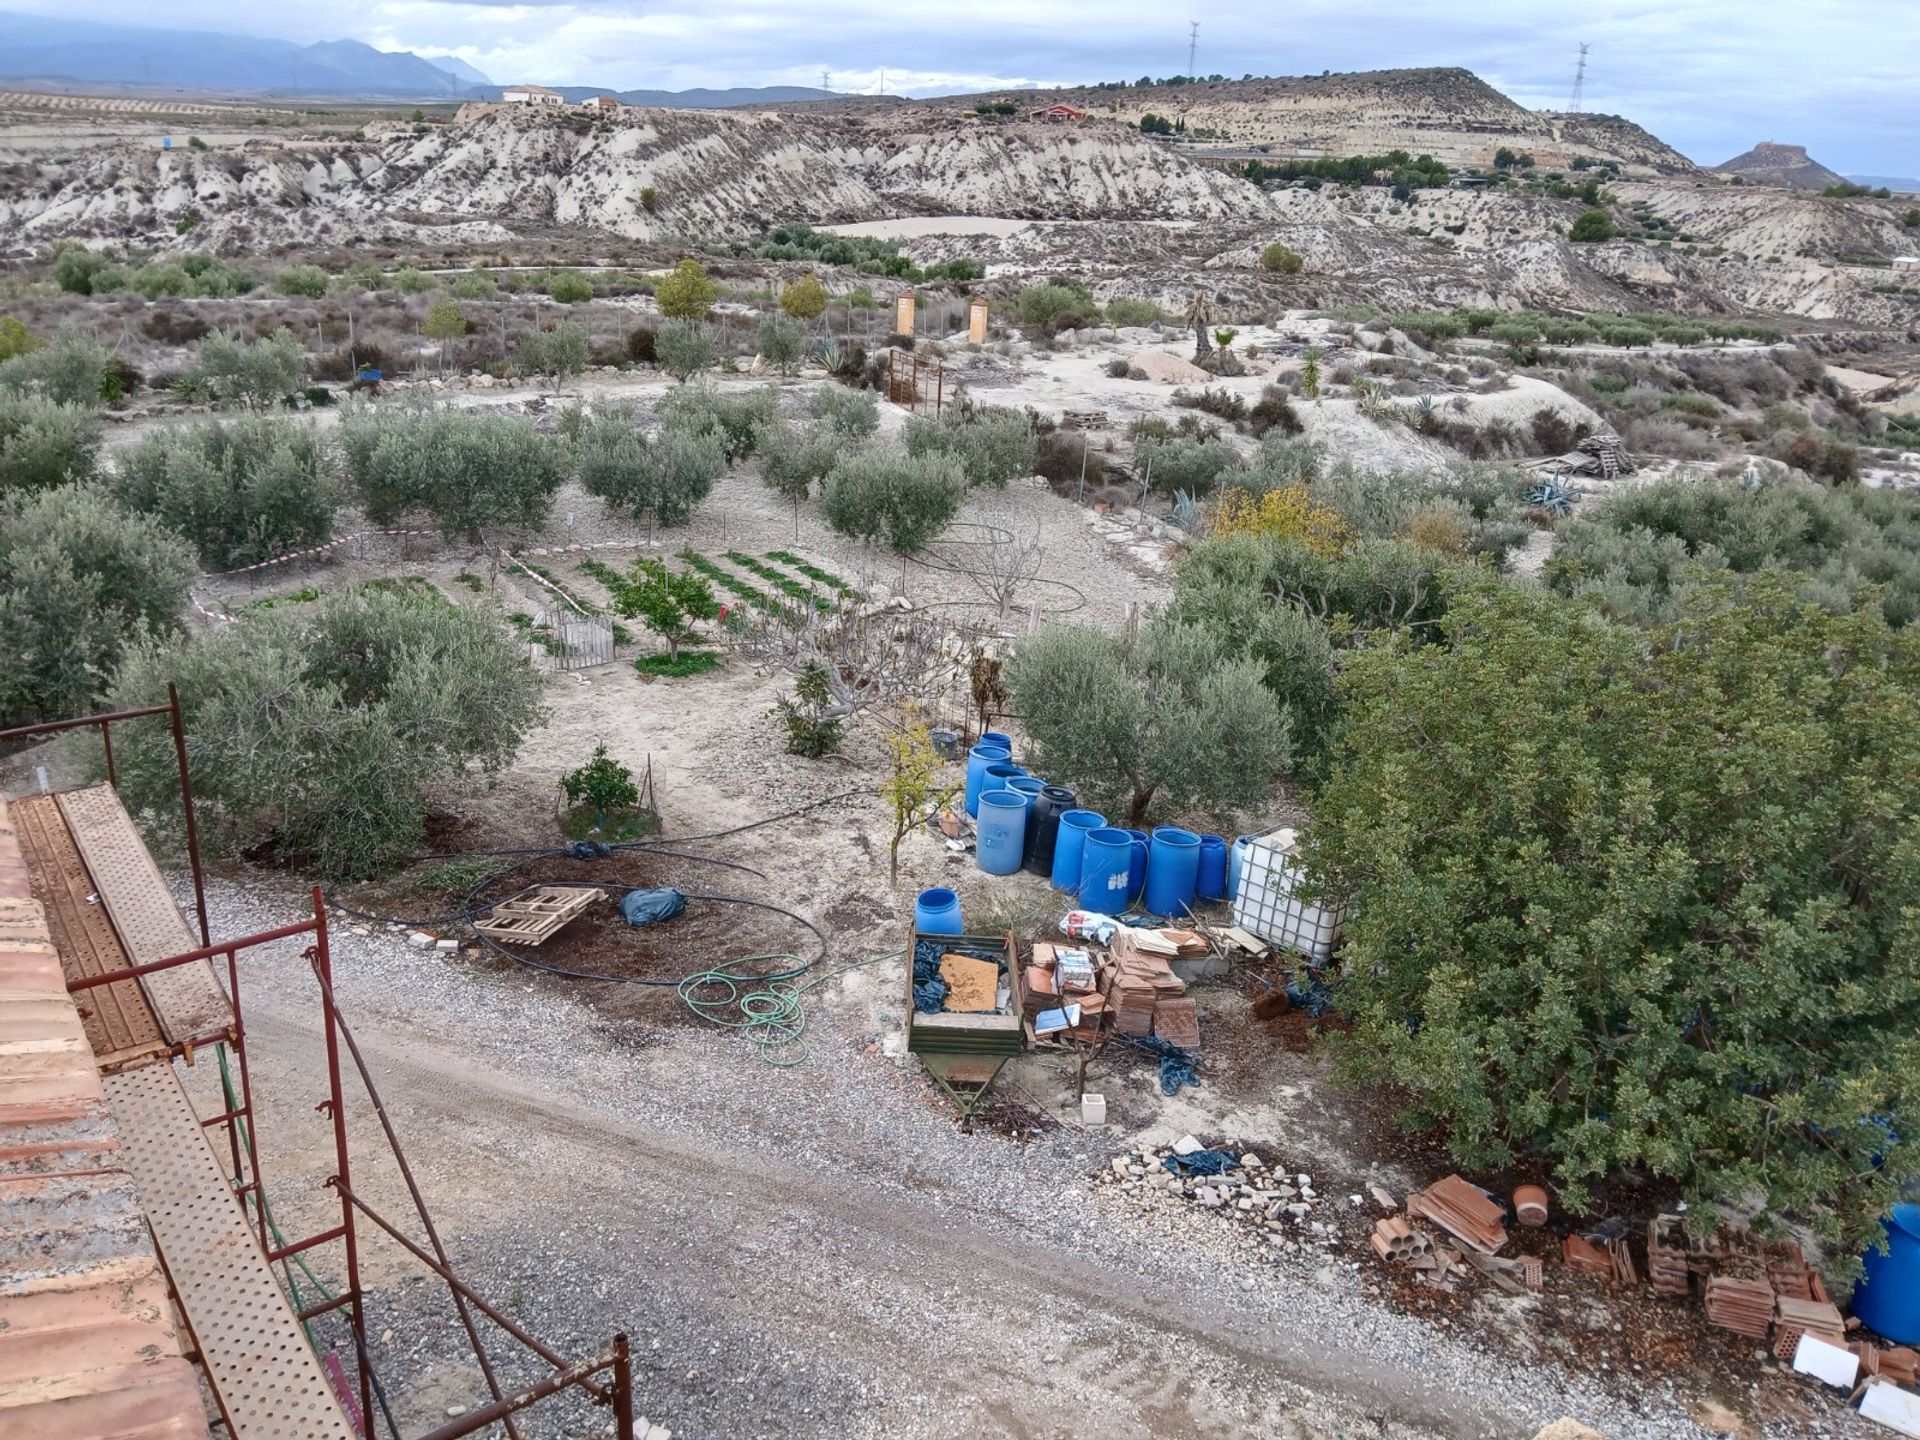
(473, 887, 599, 946)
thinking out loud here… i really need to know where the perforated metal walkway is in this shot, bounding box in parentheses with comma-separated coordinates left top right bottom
(57, 786, 231, 1047)
(102, 1063, 357, 1440)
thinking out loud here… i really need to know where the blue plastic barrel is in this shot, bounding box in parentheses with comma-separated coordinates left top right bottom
(1856, 1204, 1920, 1343)
(1078, 827, 1135, 910)
(977, 791, 1028, 876)
(964, 743, 1011, 817)
(1122, 828, 1149, 907)
(1196, 835, 1228, 901)
(980, 730, 1013, 757)
(982, 762, 1025, 799)
(913, 887, 964, 935)
(1051, 809, 1107, 891)
(1145, 827, 1200, 917)
(1228, 833, 1258, 901)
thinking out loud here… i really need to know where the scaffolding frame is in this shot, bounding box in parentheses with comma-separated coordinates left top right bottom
(1, 698, 635, 1440)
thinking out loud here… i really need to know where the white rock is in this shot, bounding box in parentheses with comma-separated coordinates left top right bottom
(1172, 1134, 1204, 1156)
(408, 931, 434, 948)
(1241, 1152, 1265, 1169)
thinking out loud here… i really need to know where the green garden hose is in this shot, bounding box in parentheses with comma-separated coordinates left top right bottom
(675, 947, 904, 1066)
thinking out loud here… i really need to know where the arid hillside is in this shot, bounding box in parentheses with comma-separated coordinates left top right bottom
(1712, 141, 1849, 190)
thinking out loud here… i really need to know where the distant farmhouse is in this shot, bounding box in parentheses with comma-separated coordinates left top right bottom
(503, 85, 565, 107)
(579, 95, 622, 112)
(1029, 103, 1087, 124)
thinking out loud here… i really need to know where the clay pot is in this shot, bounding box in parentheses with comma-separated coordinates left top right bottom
(1513, 1184, 1550, 1228)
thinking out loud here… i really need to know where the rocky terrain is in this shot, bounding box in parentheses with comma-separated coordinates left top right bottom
(1713, 141, 1849, 190)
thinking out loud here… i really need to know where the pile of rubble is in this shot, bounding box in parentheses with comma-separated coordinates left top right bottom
(1096, 1136, 1345, 1255)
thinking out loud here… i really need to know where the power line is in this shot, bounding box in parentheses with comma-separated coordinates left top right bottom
(1187, 21, 1199, 77)
(1568, 41, 1589, 113)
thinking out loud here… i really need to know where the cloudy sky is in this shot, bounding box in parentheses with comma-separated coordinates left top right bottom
(10, 0, 1918, 174)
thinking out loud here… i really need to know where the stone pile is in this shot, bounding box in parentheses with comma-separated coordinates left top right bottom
(1096, 1136, 1343, 1255)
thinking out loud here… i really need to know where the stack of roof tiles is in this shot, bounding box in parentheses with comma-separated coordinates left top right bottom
(1703, 1275, 1776, 1338)
(1405, 1175, 1509, 1254)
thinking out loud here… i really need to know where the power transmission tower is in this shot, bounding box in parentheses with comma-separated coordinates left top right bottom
(821, 68, 830, 92)
(1187, 21, 1199, 77)
(1568, 42, 1589, 113)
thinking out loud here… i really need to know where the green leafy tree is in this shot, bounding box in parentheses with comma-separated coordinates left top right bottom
(448, 270, 499, 300)
(780, 273, 829, 322)
(515, 321, 589, 389)
(52, 247, 112, 296)
(879, 706, 956, 884)
(807, 384, 879, 438)
(0, 484, 194, 726)
(112, 415, 340, 569)
(1260, 242, 1304, 275)
(339, 405, 567, 542)
(655, 258, 717, 322)
(0, 395, 102, 493)
(186, 328, 303, 408)
(561, 744, 639, 830)
(1306, 576, 1920, 1261)
(103, 586, 545, 879)
(819, 449, 966, 554)
(657, 384, 777, 462)
(1569, 208, 1616, 243)
(573, 405, 726, 535)
(611, 556, 719, 660)
(757, 314, 806, 376)
(655, 322, 717, 383)
(1007, 616, 1291, 826)
(757, 420, 840, 537)
(772, 662, 841, 757)
(422, 300, 467, 375)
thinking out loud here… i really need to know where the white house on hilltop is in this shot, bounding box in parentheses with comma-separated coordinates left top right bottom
(503, 85, 565, 107)
(579, 95, 622, 112)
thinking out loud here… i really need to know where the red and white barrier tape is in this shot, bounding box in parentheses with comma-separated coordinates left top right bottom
(202, 529, 439, 578)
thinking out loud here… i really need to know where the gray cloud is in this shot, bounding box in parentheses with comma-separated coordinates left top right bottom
(4, 0, 1914, 172)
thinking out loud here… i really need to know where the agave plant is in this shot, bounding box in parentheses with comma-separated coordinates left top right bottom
(1523, 475, 1574, 515)
(1169, 488, 1204, 532)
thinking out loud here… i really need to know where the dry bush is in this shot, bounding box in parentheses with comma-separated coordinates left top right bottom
(1623, 415, 1722, 461)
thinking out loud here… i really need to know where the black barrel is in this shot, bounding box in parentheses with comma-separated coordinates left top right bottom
(1023, 785, 1078, 876)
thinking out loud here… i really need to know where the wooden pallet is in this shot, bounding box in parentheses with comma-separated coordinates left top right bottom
(473, 887, 599, 946)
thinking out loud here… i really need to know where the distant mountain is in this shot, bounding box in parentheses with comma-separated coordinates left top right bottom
(1713, 142, 1848, 190)
(1848, 175, 1920, 196)
(536, 84, 837, 109)
(426, 55, 493, 89)
(0, 14, 488, 98)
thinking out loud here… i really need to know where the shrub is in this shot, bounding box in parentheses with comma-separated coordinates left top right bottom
(625, 325, 657, 364)
(185, 329, 303, 407)
(1136, 434, 1240, 497)
(0, 394, 102, 492)
(0, 317, 36, 363)
(820, 449, 966, 554)
(574, 405, 726, 532)
(447, 270, 499, 300)
(772, 662, 842, 757)
(103, 587, 545, 879)
(1247, 386, 1303, 438)
(339, 405, 567, 541)
(902, 407, 1036, 487)
(656, 322, 717, 382)
(1015, 282, 1098, 333)
(757, 314, 806, 376)
(548, 271, 593, 304)
(1173, 386, 1248, 424)
(112, 416, 340, 569)
(0, 327, 119, 406)
(1212, 485, 1352, 556)
(274, 265, 330, 298)
(1307, 576, 1920, 1258)
(0, 484, 195, 726)
(807, 384, 879, 438)
(1569, 208, 1616, 242)
(1007, 617, 1291, 826)
(1259, 242, 1305, 275)
(657, 383, 778, 463)
(655, 259, 717, 322)
(389, 267, 438, 294)
(1103, 297, 1166, 327)
(780, 274, 829, 321)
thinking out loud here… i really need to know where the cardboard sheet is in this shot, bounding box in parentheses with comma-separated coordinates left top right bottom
(939, 953, 1001, 1013)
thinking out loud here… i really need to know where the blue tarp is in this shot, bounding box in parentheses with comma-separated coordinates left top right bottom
(1162, 1148, 1237, 1177)
(619, 887, 686, 927)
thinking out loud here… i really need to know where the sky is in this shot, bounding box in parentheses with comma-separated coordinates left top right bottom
(7, 0, 1917, 174)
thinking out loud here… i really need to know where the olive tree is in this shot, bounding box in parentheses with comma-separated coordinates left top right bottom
(0, 394, 102, 492)
(573, 404, 726, 535)
(102, 586, 546, 879)
(186, 328, 304, 408)
(112, 415, 340, 568)
(1306, 575, 1920, 1262)
(516, 321, 589, 389)
(757, 419, 840, 536)
(819, 449, 966, 555)
(902, 407, 1036, 488)
(338, 404, 567, 542)
(1008, 617, 1291, 827)
(655, 322, 717, 383)
(0, 327, 118, 406)
(758, 314, 806, 377)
